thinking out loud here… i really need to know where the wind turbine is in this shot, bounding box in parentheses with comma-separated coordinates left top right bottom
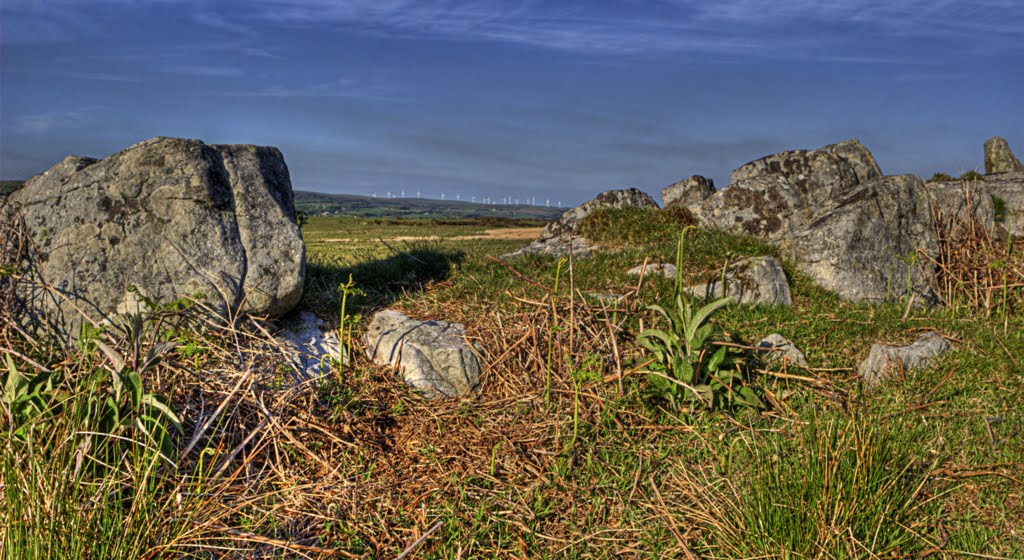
(400, 188, 406, 198)
(456, 193, 460, 201)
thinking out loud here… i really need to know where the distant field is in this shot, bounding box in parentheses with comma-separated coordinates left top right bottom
(295, 190, 564, 220)
(302, 215, 544, 266)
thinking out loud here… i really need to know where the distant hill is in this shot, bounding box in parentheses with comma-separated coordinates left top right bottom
(0, 181, 23, 195)
(294, 190, 564, 220)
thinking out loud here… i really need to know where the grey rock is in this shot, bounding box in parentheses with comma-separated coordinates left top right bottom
(507, 188, 657, 258)
(756, 333, 808, 368)
(682, 256, 792, 305)
(730, 146, 861, 213)
(542, 188, 659, 238)
(662, 175, 715, 208)
(363, 309, 482, 399)
(779, 175, 938, 303)
(586, 292, 628, 305)
(924, 180, 997, 234)
(276, 311, 342, 380)
(627, 263, 676, 279)
(984, 136, 1024, 175)
(693, 139, 881, 242)
(5, 137, 305, 334)
(694, 175, 810, 240)
(980, 171, 1024, 238)
(504, 235, 595, 259)
(858, 331, 951, 386)
(822, 139, 884, 184)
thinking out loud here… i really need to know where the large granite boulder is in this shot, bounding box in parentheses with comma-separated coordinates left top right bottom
(695, 139, 882, 241)
(363, 309, 482, 399)
(694, 175, 809, 240)
(778, 175, 938, 303)
(3, 137, 305, 333)
(984, 136, 1024, 175)
(507, 188, 657, 257)
(661, 175, 715, 209)
(729, 145, 862, 212)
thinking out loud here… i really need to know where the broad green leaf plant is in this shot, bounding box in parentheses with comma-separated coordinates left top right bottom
(638, 294, 762, 411)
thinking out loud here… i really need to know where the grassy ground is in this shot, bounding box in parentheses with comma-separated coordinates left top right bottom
(2, 212, 1022, 558)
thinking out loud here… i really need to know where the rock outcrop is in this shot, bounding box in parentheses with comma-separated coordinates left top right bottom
(507, 188, 657, 258)
(3, 137, 305, 333)
(682, 256, 792, 305)
(363, 309, 482, 399)
(661, 175, 714, 209)
(858, 332, 951, 386)
(694, 140, 880, 242)
(984, 136, 1024, 175)
(729, 144, 862, 216)
(778, 175, 937, 303)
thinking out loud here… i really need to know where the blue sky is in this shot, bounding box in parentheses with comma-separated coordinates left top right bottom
(2, 0, 1022, 205)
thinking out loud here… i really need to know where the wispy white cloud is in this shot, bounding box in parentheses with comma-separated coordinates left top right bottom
(241, 0, 1023, 57)
(214, 76, 406, 102)
(14, 107, 106, 134)
(165, 64, 244, 78)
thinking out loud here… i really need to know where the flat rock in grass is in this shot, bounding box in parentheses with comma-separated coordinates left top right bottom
(363, 309, 482, 399)
(275, 311, 342, 380)
(858, 331, 951, 386)
(627, 263, 676, 279)
(682, 256, 792, 305)
(756, 333, 808, 368)
(504, 235, 595, 259)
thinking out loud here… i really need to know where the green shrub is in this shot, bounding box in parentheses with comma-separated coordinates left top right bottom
(576, 206, 697, 246)
(959, 170, 985, 182)
(993, 195, 1007, 223)
(929, 172, 954, 182)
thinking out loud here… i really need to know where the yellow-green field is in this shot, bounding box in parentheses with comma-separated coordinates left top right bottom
(303, 215, 543, 264)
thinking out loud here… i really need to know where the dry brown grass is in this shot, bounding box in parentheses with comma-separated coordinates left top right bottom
(922, 183, 1024, 322)
(0, 218, 706, 557)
